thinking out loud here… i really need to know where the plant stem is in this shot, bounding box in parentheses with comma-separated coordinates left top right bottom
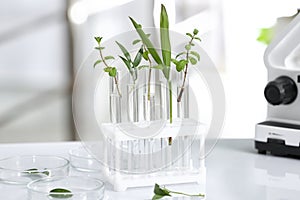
(169, 190, 205, 198)
(168, 80, 173, 145)
(98, 45, 122, 97)
(177, 52, 189, 102)
(168, 80, 172, 124)
(114, 76, 122, 98)
(147, 58, 152, 101)
(177, 37, 194, 102)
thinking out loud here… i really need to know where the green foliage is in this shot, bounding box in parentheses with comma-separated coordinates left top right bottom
(116, 41, 144, 82)
(172, 29, 201, 72)
(49, 188, 73, 199)
(152, 184, 171, 200)
(129, 17, 163, 65)
(94, 37, 102, 44)
(23, 168, 50, 176)
(94, 36, 118, 78)
(193, 28, 199, 35)
(160, 4, 171, 80)
(116, 41, 131, 61)
(152, 183, 205, 199)
(190, 51, 200, 61)
(257, 27, 274, 45)
(188, 56, 197, 65)
(185, 44, 191, 51)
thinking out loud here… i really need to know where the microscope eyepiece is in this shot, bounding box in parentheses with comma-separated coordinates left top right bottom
(264, 76, 298, 106)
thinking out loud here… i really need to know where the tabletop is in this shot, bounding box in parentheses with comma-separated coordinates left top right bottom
(0, 139, 299, 200)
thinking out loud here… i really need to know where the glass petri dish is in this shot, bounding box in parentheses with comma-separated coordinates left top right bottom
(0, 155, 69, 185)
(69, 147, 102, 172)
(27, 176, 105, 200)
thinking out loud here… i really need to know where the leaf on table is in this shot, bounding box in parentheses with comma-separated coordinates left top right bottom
(49, 188, 73, 199)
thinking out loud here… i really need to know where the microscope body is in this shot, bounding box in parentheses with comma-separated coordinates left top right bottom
(255, 13, 300, 156)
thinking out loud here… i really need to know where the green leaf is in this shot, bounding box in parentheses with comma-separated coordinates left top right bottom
(138, 65, 149, 70)
(133, 47, 143, 67)
(116, 41, 131, 61)
(152, 64, 164, 70)
(185, 44, 191, 51)
(94, 37, 102, 44)
(257, 27, 274, 45)
(188, 56, 197, 65)
(186, 33, 193, 38)
(160, 4, 171, 79)
(190, 51, 200, 61)
(152, 194, 164, 200)
(94, 46, 105, 50)
(22, 168, 50, 176)
(193, 28, 199, 35)
(132, 39, 141, 45)
(109, 67, 117, 77)
(176, 59, 188, 72)
(171, 58, 178, 65)
(142, 51, 149, 61)
(93, 60, 102, 68)
(153, 184, 171, 197)
(146, 33, 151, 38)
(119, 56, 131, 72)
(104, 67, 111, 72)
(49, 188, 73, 199)
(129, 17, 163, 65)
(175, 52, 186, 59)
(104, 56, 115, 60)
(194, 37, 202, 42)
(42, 170, 50, 176)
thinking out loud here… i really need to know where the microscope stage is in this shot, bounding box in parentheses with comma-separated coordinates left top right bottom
(255, 121, 300, 157)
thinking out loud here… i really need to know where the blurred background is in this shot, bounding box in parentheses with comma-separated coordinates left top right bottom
(0, 0, 299, 143)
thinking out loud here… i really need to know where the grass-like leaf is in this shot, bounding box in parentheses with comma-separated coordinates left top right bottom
(142, 51, 149, 61)
(116, 41, 131, 61)
(133, 47, 143, 67)
(160, 4, 171, 80)
(119, 56, 131, 72)
(129, 17, 163, 65)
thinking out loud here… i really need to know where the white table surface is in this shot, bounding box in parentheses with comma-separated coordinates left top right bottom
(0, 139, 299, 200)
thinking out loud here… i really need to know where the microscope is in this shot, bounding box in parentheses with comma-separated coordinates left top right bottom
(255, 12, 300, 157)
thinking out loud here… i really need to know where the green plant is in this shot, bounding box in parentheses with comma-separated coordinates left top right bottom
(94, 37, 122, 97)
(129, 4, 173, 123)
(133, 34, 157, 101)
(49, 188, 73, 199)
(152, 183, 205, 199)
(116, 41, 143, 84)
(22, 168, 50, 176)
(172, 29, 201, 102)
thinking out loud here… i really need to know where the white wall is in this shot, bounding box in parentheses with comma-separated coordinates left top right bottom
(221, 0, 299, 138)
